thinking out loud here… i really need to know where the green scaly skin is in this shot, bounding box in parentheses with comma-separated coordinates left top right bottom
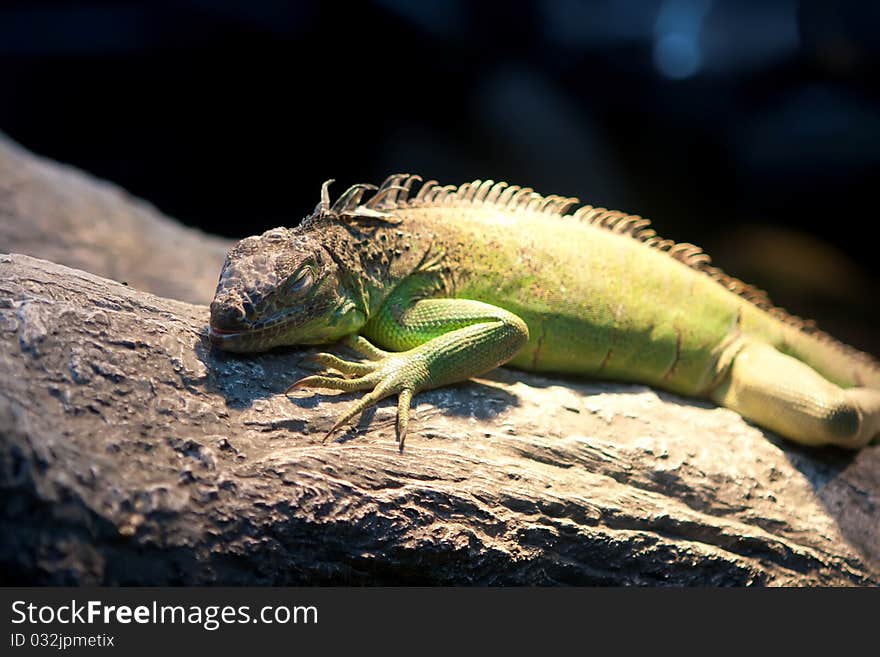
(209, 175, 880, 450)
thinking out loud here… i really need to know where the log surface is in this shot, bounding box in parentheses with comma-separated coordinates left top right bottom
(1, 253, 878, 586)
(0, 134, 231, 305)
(0, 136, 877, 586)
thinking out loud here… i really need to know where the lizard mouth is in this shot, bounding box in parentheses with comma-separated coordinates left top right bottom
(208, 310, 301, 351)
(209, 326, 241, 336)
(208, 324, 249, 345)
(208, 325, 248, 343)
(210, 320, 276, 339)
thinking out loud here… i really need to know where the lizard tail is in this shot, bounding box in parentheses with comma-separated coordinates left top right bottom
(778, 322, 880, 390)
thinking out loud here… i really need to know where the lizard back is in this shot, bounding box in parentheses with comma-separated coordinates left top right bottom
(335, 174, 880, 394)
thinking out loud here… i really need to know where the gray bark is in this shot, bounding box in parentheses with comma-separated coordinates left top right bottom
(0, 137, 878, 586)
(1, 253, 878, 585)
(0, 133, 231, 305)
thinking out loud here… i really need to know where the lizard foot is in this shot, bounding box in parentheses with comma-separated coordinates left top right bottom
(287, 338, 424, 451)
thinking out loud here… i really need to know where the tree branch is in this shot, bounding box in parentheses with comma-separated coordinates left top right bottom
(0, 133, 231, 305)
(1, 253, 877, 585)
(0, 135, 877, 585)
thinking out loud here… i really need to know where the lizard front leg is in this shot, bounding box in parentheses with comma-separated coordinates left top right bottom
(287, 289, 529, 449)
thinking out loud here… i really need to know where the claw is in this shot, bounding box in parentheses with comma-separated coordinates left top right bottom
(286, 374, 338, 393)
(322, 387, 386, 443)
(289, 336, 423, 450)
(396, 389, 413, 451)
(286, 372, 378, 394)
(321, 385, 415, 450)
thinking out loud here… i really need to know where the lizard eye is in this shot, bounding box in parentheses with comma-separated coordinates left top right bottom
(287, 268, 313, 295)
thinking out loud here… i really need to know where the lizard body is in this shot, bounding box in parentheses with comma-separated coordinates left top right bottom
(210, 174, 880, 449)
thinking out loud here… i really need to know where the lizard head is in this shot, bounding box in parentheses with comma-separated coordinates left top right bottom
(209, 227, 366, 352)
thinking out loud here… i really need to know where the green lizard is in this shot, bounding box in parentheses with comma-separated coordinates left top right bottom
(209, 174, 880, 450)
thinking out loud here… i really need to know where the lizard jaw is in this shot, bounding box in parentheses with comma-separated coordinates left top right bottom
(208, 325, 249, 350)
(208, 311, 328, 351)
(208, 320, 285, 351)
(208, 325, 243, 339)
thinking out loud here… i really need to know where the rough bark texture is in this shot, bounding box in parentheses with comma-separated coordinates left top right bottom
(0, 133, 231, 305)
(1, 253, 878, 586)
(0, 140, 878, 586)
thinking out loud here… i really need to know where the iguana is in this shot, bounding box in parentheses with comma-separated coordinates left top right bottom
(209, 174, 880, 450)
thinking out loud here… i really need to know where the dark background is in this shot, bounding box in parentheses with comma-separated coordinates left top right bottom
(1, 0, 878, 352)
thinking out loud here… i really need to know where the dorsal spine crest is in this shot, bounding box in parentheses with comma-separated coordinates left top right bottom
(313, 174, 877, 372)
